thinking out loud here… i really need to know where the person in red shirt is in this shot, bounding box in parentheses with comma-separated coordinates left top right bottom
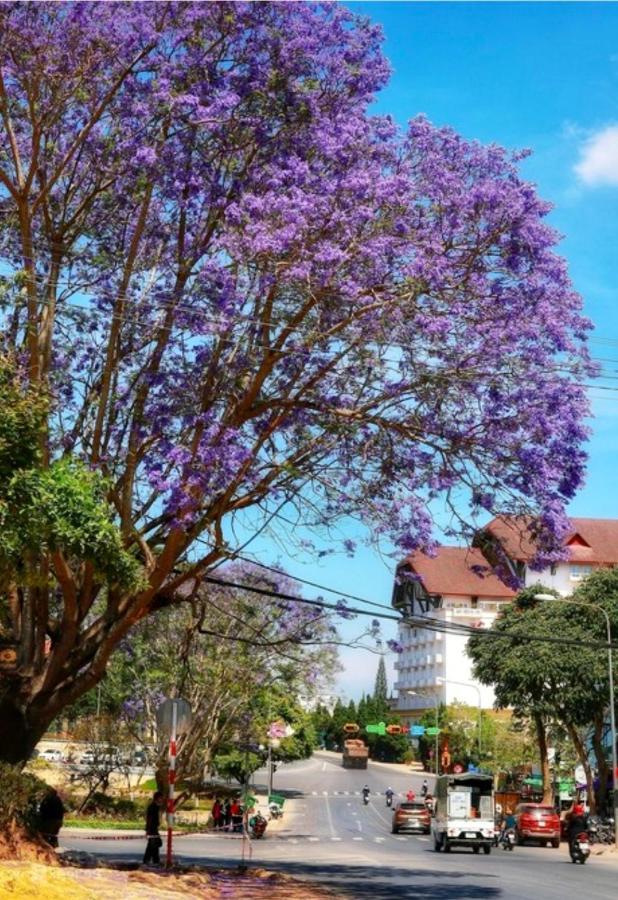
(406, 790, 415, 802)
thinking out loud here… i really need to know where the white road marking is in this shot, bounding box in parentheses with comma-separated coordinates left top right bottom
(308, 837, 320, 842)
(331, 837, 342, 842)
(324, 793, 337, 839)
(374, 837, 385, 843)
(352, 836, 363, 841)
(418, 836, 430, 842)
(321, 762, 327, 772)
(344, 791, 349, 795)
(357, 819, 362, 832)
(312, 791, 317, 796)
(396, 836, 407, 841)
(322, 790, 328, 796)
(288, 839, 299, 844)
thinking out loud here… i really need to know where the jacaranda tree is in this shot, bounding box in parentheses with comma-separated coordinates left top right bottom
(0, 2, 593, 763)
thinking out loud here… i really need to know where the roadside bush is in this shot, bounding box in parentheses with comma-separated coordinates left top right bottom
(0, 763, 49, 833)
(79, 792, 139, 819)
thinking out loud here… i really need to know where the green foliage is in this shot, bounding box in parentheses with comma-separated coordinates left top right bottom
(0, 354, 143, 592)
(0, 459, 143, 589)
(373, 656, 388, 703)
(0, 762, 49, 832)
(311, 689, 409, 763)
(214, 749, 262, 785)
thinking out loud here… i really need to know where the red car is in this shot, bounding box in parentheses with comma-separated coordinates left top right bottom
(392, 801, 431, 834)
(514, 803, 560, 847)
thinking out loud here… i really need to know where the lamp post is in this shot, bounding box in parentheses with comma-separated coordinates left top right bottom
(437, 677, 482, 764)
(534, 592, 618, 850)
(407, 690, 440, 776)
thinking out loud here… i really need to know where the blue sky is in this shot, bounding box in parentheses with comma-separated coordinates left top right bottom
(254, 3, 618, 700)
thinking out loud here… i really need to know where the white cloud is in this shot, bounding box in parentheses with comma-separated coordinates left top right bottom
(575, 125, 618, 186)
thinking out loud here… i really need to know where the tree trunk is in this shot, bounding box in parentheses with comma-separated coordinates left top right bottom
(592, 715, 609, 815)
(0, 693, 48, 765)
(566, 723, 596, 815)
(533, 713, 553, 804)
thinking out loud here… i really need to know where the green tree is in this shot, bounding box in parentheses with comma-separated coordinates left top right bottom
(374, 656, 388, 704)
(467, 584, 608, 806)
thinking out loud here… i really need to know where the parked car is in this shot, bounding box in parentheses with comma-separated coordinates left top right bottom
(514, 803, 560, 847)
(40, 748, 64, 763)
(392, 801, 431, 834)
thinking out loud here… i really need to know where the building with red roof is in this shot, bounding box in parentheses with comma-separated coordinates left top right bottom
(391, 516, 618, 717)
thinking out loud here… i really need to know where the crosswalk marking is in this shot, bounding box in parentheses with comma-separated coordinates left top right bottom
(352, 836, 363, 841)
(308, 837, 319, 842)
(374, 837, 385, 843)
(331, 837, 342, 842)
(395, 836, 407, 841)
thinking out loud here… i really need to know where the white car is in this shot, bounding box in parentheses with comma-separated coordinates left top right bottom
(40, 748, 64, 763)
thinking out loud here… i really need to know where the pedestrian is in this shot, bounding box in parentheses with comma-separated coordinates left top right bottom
(230, 797, 243, 833)
(223, 798, 231, 830)
(39, 787, 65, 848)
(212, 796, 222, 830)
(143, 791, 164, 866)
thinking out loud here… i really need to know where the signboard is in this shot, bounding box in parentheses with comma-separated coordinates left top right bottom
(343, 723, 360, 734)
(156, 698, 192, 736)
(366, 722, 386, 736)
(410, 725, 425, 737)
(426, 727, 441, 736)
(386, 725, 402, 735)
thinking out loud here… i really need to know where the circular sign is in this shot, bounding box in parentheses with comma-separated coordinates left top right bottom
(452, 763, 464, 774)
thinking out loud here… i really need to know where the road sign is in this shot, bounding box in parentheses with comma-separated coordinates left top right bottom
(156, 698, 192, 736)
(365, 722, 386, 735)
(343, 722, 360, 734)
(426, 727, 441, 736)
(386, 725, 402, 735)
(410, 725, 425, 737)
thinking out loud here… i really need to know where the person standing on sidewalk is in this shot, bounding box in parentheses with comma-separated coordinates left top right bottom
(143, 791, 164, 866)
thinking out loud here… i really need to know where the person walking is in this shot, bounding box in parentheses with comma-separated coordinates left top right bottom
(212, 797, 222, 830)
(143, 791, 164, 866)
(39, 787, 65, 848)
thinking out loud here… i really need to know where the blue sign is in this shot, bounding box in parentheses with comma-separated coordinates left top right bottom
(410, 725, 425, 737)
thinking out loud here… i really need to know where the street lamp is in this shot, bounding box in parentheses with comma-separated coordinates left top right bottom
(534, 592, 618, 850)
(406, 690, 440, 776)
(437, 677, 482, 764)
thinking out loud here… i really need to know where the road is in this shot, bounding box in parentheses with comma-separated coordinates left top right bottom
(62, 751, 618, 899)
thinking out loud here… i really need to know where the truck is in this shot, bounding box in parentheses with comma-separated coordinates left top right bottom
(432, 773, 495, 854)
(342, 739, 369, 769)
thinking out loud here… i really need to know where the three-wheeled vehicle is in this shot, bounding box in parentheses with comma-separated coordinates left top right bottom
(432, 773, 495, 854)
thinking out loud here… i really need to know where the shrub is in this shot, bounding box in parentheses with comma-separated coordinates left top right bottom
(0, 763, 49, 833)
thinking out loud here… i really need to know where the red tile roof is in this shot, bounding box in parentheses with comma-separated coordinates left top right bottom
(483, 516, 618, 565)
(403, 547, 516, 598)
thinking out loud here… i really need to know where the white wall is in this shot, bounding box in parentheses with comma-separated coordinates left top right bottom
(524, 561, 596, 596)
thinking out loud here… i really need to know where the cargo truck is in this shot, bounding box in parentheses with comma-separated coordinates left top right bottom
(342, 739, 369, 769)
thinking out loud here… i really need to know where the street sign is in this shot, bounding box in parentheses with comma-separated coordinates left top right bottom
(426, 727, 441, 736)
(365, 722, 386, 735)
(156, 697, 192, 736)
(386, 725, 403, 735)
(343, 723, 360, 734)
(410, 725, 425, 737)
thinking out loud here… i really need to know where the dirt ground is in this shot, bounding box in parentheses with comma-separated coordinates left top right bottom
(0, 861, 338, 899)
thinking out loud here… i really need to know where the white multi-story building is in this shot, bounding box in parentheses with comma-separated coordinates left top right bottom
(391, 517, 618, 718)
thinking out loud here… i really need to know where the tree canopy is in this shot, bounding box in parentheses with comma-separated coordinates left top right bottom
(0, 2, 593, 763)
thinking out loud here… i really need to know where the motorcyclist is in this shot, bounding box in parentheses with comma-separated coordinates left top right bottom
(499, 810, 516, 844)
(421, 779, 428, 798)
(385, 787, 394, 806)
(362, 785, 370, 802)
(567, 804, 589, 854)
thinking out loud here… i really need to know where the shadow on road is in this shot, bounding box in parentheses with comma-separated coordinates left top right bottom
(251, 859, 501, 899)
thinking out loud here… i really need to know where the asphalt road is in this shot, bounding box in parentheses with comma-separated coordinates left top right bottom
(62, 751, 618, 899)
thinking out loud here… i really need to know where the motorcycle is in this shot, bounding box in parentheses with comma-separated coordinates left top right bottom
(498, 828, 516, 851)
(569, 832, 591, 864)
(249, 813, 268, 839)
(362, 791, 370, 806)
(386, 794, 393, 808)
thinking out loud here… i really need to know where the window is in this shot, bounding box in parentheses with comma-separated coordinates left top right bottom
(570, 564, 593, 581)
